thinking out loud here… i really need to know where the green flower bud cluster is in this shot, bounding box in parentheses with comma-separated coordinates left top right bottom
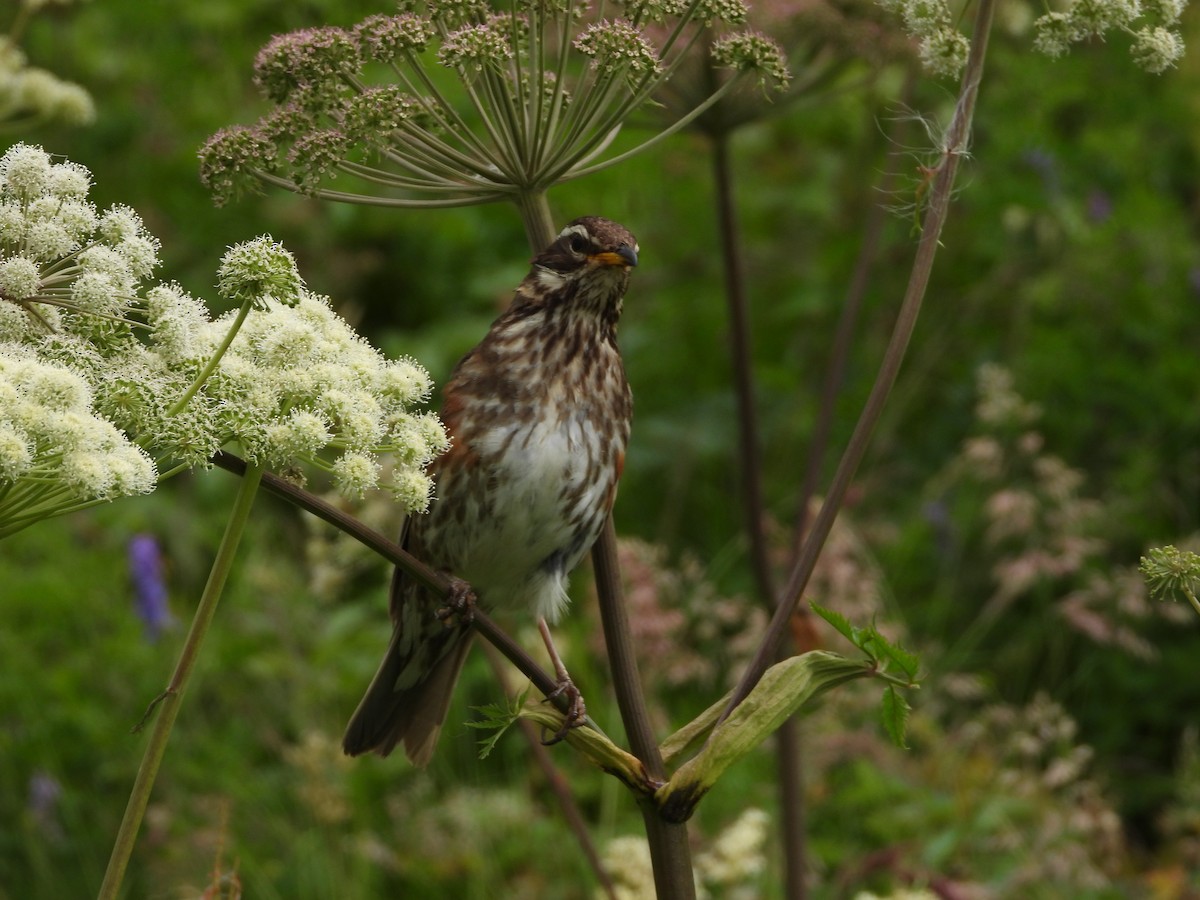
(875, 0, 970, 77)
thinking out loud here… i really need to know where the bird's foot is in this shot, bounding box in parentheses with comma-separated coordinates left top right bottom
(542, 676, 587, 745)
(435, 576, 477, 628)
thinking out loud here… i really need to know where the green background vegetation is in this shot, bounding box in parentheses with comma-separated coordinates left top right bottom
(3, 0, 1200, 896)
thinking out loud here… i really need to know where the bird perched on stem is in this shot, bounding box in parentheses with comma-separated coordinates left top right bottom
(344, 216, 638, 765)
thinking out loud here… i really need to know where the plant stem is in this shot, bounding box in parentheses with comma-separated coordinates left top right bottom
(1183, 586, 1200, 618)
(593, 518, 695, 899)
(209, 452, 592, 724)
(710, 129, 808, 900)
(514, 189, 695, 897)
(97, 462, 264, 900)
(788, 74, 915, 582)
(711, 134, 774, 609)
(167, 299, 252, 417)
(515, 189, 556, 247)
(480, 642, 618, 900)
(717, 0, 998, 724)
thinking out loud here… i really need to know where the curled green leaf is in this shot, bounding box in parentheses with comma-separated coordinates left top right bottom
(655, 651, 874, 823)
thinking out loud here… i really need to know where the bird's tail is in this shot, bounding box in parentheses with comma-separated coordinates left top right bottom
(342, 623, 474, 766)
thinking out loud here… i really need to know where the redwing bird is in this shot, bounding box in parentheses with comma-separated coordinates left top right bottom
(343, 216, 638, 765)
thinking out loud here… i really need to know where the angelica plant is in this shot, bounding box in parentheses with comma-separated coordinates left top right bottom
(0, 143, 454, 899)
(199, 0, 789, 218)
(0, 144, 447, 536)
(877, 0, 1188, 78)
(1, 0, 95, 132)
(1141, 545, 1200, 617)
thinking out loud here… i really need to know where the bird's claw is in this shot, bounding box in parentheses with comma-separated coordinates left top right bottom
(435, 576, 477, 627)
(542, 677, 586, 745)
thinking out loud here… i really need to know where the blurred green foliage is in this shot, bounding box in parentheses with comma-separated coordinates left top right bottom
(5, 0, 1200, 896)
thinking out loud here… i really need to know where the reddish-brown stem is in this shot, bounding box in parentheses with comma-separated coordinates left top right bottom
(710, 129, 811, 899)
(516, 192, 697, 898)
(788, 75, 916, 574)
(718, 0, 998, 725)
(212, 452, 573, 708)
(480, 643, 618, 900)
(712, 134, 775, 605)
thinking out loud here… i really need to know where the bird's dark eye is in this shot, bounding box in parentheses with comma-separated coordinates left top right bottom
(568, 234, 589, 255)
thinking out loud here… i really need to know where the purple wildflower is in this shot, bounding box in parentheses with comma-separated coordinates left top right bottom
(128, 533, 172, 640)
(28, 770, 63, 841)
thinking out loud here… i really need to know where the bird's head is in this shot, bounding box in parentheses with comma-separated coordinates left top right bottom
(528, 217, 639, 311)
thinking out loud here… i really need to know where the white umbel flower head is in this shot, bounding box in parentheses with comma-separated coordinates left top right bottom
(0, 148, 446, 538)
(0, 346, 157, 534)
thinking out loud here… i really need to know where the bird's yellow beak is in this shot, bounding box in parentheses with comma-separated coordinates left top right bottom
(590, 244, 639, 268)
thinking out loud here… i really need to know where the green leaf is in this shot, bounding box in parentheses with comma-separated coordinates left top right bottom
(870, 630, 921, 680)
(813, 604, 922, 681)
(810, 601, 856, 644)
(466, 688, 527, 759)
(656, 651, 873, 823)
(881, 685, 911, 749)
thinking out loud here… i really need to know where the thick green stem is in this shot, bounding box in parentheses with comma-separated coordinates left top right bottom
(516, 190, 556, 247)
(1183, 586, 1200, 618)
(97, 463, 264, 900)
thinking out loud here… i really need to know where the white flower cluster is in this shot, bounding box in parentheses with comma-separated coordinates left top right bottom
(694, 808, 770, 892)
(881, 0, 1188, 77)
(0, 346, 155, 536)
(876, 0, 970, 77)
(0, 143, 165, 534)
(597, 809, 770, 900)
(597, 835, 658, 900)
(0, 144, 446, 536)
(0, 35, 95, 130)
(1033, 0, 1188, 72)
(141, 280, 448, 504)
(0, 143, 160, 344)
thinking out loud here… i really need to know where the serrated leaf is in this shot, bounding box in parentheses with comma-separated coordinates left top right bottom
(878, 637, 920, 680)
(466, 689, 527, 759)
(881, 685, 911, 749)
(863, 626, 919, 679)
(810, 601, 856, 644)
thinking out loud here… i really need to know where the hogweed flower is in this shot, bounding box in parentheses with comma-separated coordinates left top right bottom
(694, 808, 770, 889)
(710, 31, 791, 89)
(200, 0, 788, 208)
(1140, 545, 1200, 616)
(1130, 24, 1186, 72)
(1029, 0, 1188, 72)
(598, 808, 770, 899)
(0, 144, 160, 343)
(216, 235, 304, 309)
(0, 147, 448, 536)
(1, 7, 95, 133)
(918, 26, 971, 77)
(182, 288, 449, 502)
(0, 346, 157, 535)
(879, 0, 1189, 77)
